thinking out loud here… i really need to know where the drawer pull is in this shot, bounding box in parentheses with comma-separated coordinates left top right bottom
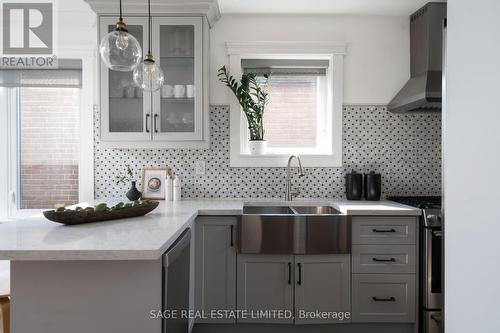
(372, 296, 396, 302)
(372, 228, 396, 233)
(372, 257, 396, 262)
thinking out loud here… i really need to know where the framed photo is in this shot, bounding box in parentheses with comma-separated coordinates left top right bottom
(141, 167, 170, 200)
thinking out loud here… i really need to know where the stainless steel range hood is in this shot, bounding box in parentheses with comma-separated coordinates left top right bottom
(388, 2, 447, 113)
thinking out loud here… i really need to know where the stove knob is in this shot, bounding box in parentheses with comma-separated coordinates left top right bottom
(426, 214, 440, 224)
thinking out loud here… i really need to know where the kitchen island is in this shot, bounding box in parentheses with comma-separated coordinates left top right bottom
(0, 199, 420, 333)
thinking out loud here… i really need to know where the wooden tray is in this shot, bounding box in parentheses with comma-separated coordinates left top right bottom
(43, 201, 159, 225)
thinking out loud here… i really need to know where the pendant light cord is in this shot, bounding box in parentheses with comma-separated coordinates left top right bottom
(148, 0, 152, 54)
(119, 0, 123, 21)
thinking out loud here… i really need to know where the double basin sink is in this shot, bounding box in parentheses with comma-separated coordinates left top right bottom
(238, 205, 351, 255)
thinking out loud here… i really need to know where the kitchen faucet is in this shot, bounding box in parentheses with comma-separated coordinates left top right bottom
(285, 155, 305, 201)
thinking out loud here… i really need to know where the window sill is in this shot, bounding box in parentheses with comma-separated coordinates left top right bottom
(230, 153, 342, 168)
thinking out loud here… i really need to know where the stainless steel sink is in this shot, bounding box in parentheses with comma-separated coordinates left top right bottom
(238, 204, 350, 255)
(242, 206, 295, 215)
(291, 206, 341, 215)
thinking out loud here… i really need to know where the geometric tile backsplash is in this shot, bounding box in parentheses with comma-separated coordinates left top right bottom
(94, 105, 442, 199)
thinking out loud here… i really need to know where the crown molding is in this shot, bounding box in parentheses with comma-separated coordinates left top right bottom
(84, 0, 220, 27)
(225, 41, 348, 55)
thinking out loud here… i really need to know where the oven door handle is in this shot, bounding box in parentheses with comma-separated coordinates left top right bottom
(433, 230, 443, 237)
(431, 313, 442, 324)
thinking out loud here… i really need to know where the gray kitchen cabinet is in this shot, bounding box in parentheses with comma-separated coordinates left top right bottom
(351, 216, 418, 324)
(352, 274, 416, 323)
(99, 16, 209, 148)
(195, 217, 237, 323)
(237, 254, 294, 324)
(352, 245, 416, 274)
(352, 216, 417, 245)
(294, 255, 351, 324)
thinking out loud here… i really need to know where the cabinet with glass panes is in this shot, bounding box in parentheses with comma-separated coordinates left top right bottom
(99, 16, 207, 148)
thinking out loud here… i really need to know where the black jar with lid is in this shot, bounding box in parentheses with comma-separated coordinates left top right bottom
(345, 170, 363, 200)
(364, 172, 381, 201)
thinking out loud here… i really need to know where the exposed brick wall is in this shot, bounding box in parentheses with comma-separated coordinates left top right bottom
(20, 87, 80, 209)
(263, 77, 317, 148)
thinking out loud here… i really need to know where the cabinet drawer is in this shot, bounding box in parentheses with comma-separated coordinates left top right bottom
(352, 217, 417, 245)
(352, 274, 416, 323)
(352, 245, 416, 274)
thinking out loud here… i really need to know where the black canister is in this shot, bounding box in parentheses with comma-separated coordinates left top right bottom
(345, 170, 363, 200)
(364, 172, 381, 201)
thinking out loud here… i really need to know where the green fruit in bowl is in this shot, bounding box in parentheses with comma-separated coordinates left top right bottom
(94, 203, 108, 212)
(56, 207, 66, 212)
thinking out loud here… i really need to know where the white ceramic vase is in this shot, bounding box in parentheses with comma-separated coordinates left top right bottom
(248, 140, 267, 155)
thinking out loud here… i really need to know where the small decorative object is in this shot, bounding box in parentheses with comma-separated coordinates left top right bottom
(161, 84, 174, 98)
(345, 170, 363, 200)
(99, 0, 142, 72)
(132, 0, 165, 92)
(174, 84, 186, 98)
(364, 171, 382, 201)
(165, 175, 174, 201)
(141, 167, 171, 199)
(115, 165, 141, 201)
(43, 200, 159, 225)
(173, 175, 181, 201)
(186, 84, 195, 98)
(218, 66, 270, 155)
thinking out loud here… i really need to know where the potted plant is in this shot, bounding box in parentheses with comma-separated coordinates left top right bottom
(115, 165, 142, 201)
(218, 65, 270, 154)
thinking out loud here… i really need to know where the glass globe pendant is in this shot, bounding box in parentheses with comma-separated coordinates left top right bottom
(133, 0, 165, 92)
(133, 52, 164, 92)
(99, 0, 142, 72)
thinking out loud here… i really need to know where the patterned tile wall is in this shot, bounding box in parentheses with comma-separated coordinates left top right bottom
(94, 105, 441, 199)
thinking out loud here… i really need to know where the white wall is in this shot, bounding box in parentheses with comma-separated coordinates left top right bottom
(57, 0, 98, 202)
(209, 14, 410, 105)
(445, 1, 500, 332)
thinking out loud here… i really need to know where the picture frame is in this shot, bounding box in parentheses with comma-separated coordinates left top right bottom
(140, 167, 171, 200)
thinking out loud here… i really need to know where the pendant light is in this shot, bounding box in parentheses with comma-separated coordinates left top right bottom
(99, 0, 142, 72)
(133, 0, 165, 92)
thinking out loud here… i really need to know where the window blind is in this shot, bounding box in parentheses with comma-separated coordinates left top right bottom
(241, 59, 329, 76)
(0, 59, 82, 88)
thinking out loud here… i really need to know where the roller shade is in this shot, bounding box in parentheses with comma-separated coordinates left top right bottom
(0, 59, 82, 88)
(242, 59, 329, 76)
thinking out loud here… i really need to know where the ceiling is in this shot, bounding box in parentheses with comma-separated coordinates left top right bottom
(218, 0, 446, 16)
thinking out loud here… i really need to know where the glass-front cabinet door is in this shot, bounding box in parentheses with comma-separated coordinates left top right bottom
(152, 17, 203, 141)
(100, 17, 151, 141)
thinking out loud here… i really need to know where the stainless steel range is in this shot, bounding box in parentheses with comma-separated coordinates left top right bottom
(388, 196, 442, 333)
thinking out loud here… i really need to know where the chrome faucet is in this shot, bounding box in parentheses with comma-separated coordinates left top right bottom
(285, 155, 305, 201)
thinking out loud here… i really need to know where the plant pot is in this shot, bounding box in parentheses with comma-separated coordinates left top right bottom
(248, 140, 267, 155)
(126, 181, 142, 201)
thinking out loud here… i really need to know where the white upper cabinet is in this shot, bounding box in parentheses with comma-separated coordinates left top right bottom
(98, 16, 209, 148)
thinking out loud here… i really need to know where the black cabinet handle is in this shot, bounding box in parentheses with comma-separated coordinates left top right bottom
(230, 225, 234, 247)
(288, 262, 292, 285)
(145, 114, 150, 133)
(372, 296, 396, 302)
(372, 228, 396, 233)
(372, 257, 396, 262)
(297, 263, 302, 285)
(154, 114, 159, 133)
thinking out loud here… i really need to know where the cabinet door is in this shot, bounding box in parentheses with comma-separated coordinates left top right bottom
(195, 217, 236, 323)
(352, 274, 416, 323)
(99, 17, 151, 142)
(294, 255, 351, 324)
(152, 17, 203, 141)
(237, 255, 294, 324)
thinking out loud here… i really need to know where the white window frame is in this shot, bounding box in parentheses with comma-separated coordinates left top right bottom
(225, 41, 346, 167)
(0, 53, 95, 218)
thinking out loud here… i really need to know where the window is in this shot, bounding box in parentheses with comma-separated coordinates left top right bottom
(226, 42, 346, 167)
(0, 60, 83, 216)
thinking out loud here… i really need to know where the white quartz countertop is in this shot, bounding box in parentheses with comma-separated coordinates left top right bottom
(0, 199, 420, 261)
